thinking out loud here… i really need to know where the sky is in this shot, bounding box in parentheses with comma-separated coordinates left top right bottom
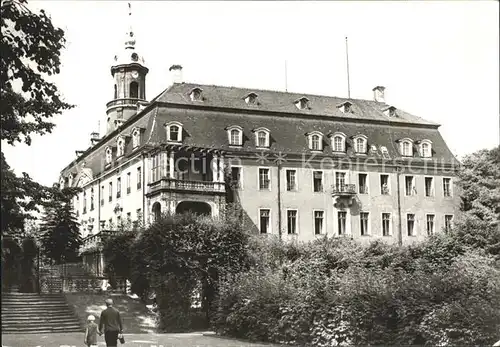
(3, 1, 499, 186)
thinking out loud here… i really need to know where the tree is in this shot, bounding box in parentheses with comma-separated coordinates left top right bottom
(0, 0, 73, 238)
(39, 188, 82, 264)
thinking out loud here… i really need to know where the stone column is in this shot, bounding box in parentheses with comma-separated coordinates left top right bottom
(218, 155, 224, 183)
(161, 151, 168, 179)
(212, 154, 219, 182)
(169, 151, 175, 179)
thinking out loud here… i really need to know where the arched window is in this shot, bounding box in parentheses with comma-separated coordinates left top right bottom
(419, 139, 433, 158)
(353, 135, 368, 154)
(105, 147, 113, 164)
(331, 132, 346, 152)
(114, 84, 117, 99)
(231, 129, 240, 145)
(253, 127, 270, 148)
(130, 82, 139, 98)
(226, 125, 243, 146)
(307, 131, 324, 151)
(152, 202, 161, 222)
(311, 135, 320, 150)
(132, 128, 141, 148)
(170, 125, 179, 141)
(116, 137, 125, 157)
(399, 138, 414, 157)
(165, 122, 183, 142)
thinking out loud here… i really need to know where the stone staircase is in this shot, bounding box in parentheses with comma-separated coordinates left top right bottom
(1, 292, 82, 334)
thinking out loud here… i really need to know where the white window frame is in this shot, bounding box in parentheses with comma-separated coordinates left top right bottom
(443, 177, 453, 197)
(444, 214, 454, 232)
(307, 131, 324, 151)
(258, 166, 271, 191)
(337, 102, 352, 114)
(426, 214, 435, 235)
(227, 125, 243, 146)
(330, 132, 346, 152)
(312, 170, 324, 193)
(295, 97, 309, 110)
(230, 165, 243, 190)
(313, 209, 325, 235)
(380, 174, 391, 195)
(406, 213, 416, 236)
(116, 136, 126, 157)
(245, 93, 258, 104)
(399, 138, 414, 157)
(383, 106, 397, 117)
(131, 127, 141, 148)
(358, 172, 369, 194)
(381, 212, 392, 236)
(286, 208, 299, 235)
(253, 127, 270, 148)
(285, 169, 298, 192)
(360, 211, 370, 236)
(189, 87, 203, 102)
(334, 170, 350, 189)
(165, 121, 183, 143)
(404, 175, 416, 196)
(336, 210, 350, 236)
(424, 176, 435, 197)
(352, 134, 368, 154)
(105, 147, 113, 164)
(259, 208, 271, 234)
(419, 139, 433, 158)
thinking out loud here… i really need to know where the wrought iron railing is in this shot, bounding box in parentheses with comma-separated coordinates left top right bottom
(106, 98, 144, 108)
(332, 184, 357, 195)
(148, 178, 225, 194)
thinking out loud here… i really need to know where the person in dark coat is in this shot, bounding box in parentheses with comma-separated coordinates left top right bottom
(98, 298, 123, 347)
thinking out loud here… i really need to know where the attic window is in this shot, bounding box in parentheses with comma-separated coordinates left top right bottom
(245, 93, 258, 105)
(226, 125, 243, 146)
(253, 127, 270, 148)
(190, 88, 203, 102)
(165, 121, 183, 142)
(399, 138, 414, 157)
(418, 139, 433, 158)
(330, 132, 346, 152)
(384, 106, 397, 117)
(337, 102, 352, 114)
(105, 146, 113, 164)
(307, 131, 324, 151)
(116, 136, 126, 157)
(295, 97, 310, 110)
(131, 128, 141, 148)
(352, 135, 368, 154)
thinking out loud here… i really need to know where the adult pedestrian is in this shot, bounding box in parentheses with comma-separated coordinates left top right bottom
(98, 298, 123, 347)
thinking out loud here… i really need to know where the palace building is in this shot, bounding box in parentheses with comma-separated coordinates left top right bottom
(59, 11, 460, 260)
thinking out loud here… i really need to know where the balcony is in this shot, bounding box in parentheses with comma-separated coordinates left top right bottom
(106, 98, 145, 109)
(332, 184, 357, 197)
(148, 178, 225, 196)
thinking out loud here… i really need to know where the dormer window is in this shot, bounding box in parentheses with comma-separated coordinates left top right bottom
(253, 127, 270, 148)
(330, 132, 346, 152)
(105, 146, 113, 164)
(295, 97, 310, 110)
(307, 131, 323, 151)
(337, 101, 352, 114)
(245, 93, 258, 105)
(399, 138, 414, 157)
(116, 136, 126, 157)
(189, 88, 203, 102)
(418, 139, 433, 158)
(383, 106, 397, 117)
(226, 125, 243, 146)
(353, 135, 368, 154)
(165, 121, 183, 142)
(131, 128, 141, 148)
(68, 174, 74, 187)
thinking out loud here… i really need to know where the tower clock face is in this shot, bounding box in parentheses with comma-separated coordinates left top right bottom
(131, 71, 139, 78)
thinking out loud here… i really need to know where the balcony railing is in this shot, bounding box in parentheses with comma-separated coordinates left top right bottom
(332, 184, 357, 196)
(106, 98, 145, 109)
(148, 178, 225, 195)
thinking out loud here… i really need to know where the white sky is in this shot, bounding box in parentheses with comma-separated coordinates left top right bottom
(3, 1, 499, 186)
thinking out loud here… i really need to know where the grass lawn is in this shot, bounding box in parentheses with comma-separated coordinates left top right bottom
(1, 332, 281, 347)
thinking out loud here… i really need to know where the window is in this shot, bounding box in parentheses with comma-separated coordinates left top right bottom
(419, 140, 433, 158)
(405, 176, 415, 196)
(137, 167, 142, 189)
(384, 106, 397, 117)
(358, 173, 368, 194)
(227, 126, 243, 146)
(286, 170, 297, 191)
(380, 146, 390, 159)
(335, 172, 346, 190)
(90, 188, 94, 211)
(399, 138, 414, 157)
(287, 210, 297, 234)
(443, 178, 452, 197)
(380, 174, 390, 195)
(253, 127, 270, 148)
(337, 101, 352, 114)
(259, 209, 270, 234)
(332, 134, 346, 152)
(165, 122, 183, 142)
(105, 147, 113, 164)
(444, 215, 453, 233)
(353, 135, 367, 154)
(245, 93, 258, 104)
(189, 88, 203, 101)
(130, 81, 139, 98)
(307, 132, 323, 151)
(314, 211, 324, 235)
(117, 177, 121, 198)
(426, 214, 435, 235)
(338, 211, 347, 236)
(100, 185, 105, 206)
(259, 168, 270, 190)
(231, 167, 242, 189)
(151, 153, 161, 182)
(407, 214, 415, 236)
(382, 213, 391, 236)
(83, 190, 87, 214)
(425, 177, 434, 197)
(169, 125, 180, 142)
(116, 137, 125, 157)
(126, 172, 131, 194)
(313, 171, 323, 192)
(295, 97, 309, 110)
(108, 182, 113, 202)
(132, 128, 141, 148)
(360, 212, 369, 236)
(114, 84, 117, 99)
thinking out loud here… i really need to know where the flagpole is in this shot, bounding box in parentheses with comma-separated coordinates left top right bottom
(345, 37, 351, 99)
(285, 60, 288, 92)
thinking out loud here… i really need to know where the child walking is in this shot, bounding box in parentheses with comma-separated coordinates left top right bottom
(84, 315, 99, 347)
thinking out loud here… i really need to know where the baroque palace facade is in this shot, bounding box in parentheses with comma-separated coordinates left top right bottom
(59, 19, 459, 255)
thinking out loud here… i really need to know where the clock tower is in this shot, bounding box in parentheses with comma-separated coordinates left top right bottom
(105, 3, 149, 134)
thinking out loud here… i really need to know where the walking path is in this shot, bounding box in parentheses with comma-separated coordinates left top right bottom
(1, 331, 281, 347)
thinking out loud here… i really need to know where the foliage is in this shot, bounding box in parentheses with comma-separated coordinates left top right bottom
(19, 236, 38, 292)
(39, 187, 82, 264)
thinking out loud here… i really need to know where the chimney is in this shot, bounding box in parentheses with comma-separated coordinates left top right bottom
(372, 86, 386, 103)
(90, 132, 100, 146)
(169, 64, 183, 84)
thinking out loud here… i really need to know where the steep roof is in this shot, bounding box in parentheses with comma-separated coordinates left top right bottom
(154, 82, 440, 127)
